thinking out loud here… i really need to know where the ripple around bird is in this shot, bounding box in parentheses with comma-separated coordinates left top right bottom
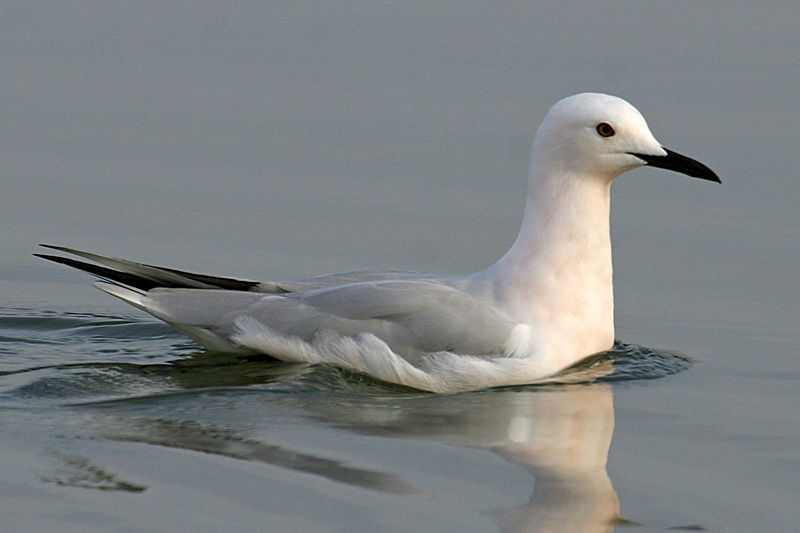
(0, 307, 692, 406)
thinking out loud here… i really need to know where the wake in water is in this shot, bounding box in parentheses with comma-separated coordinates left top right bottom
(1, 307, 692, 403)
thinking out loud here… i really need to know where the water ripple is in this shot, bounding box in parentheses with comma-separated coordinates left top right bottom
(0, 307, 693, 405)
(0, 307, 192, 373)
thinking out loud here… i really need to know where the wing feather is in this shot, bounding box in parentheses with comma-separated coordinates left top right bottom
(38, 245, 515, 358)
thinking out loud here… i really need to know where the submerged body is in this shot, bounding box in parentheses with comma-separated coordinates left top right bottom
(38, 93, 719, 392)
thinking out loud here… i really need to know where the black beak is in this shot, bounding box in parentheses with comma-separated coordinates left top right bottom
(630, 148, 721, 183)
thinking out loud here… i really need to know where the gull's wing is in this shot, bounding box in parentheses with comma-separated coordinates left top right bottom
(253, 280, 515, 356)
(129, 279, 515, 358)
(273, 270, 441, 292)
(36, 244, 436, 293)
(36, 244, 263, 291)
(37, 246, 515, 358)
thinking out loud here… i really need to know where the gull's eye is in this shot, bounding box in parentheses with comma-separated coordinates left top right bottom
(596, 122, 615, 138)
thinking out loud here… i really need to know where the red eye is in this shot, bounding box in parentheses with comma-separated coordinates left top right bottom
(596, 122, 615, 137)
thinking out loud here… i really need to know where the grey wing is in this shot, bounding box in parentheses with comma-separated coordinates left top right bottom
(262, 269, 442, 293)
(36, 245, 513, 357)
(37, 244, 438, 294)
(243, 280, 516, 357)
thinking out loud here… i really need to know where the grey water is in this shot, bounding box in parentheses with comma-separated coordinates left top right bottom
(1, 3, 798, 532)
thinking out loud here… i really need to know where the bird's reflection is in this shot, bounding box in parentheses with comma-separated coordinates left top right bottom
(299, 383, 621, 532)
(490, 386, 620, 532)
(71, 351, 623, 532)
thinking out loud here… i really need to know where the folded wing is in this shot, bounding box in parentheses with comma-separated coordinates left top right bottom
(37, 246, 515, 359)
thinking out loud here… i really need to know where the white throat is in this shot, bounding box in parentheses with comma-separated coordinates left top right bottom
(481, 160, 616, 369)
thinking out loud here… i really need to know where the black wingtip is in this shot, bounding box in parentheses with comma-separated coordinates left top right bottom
(34, 252, 161, 290)
(36, 245, 262, 292)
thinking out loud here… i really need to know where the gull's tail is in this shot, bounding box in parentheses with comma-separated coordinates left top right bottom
(35, 244, 266, 353)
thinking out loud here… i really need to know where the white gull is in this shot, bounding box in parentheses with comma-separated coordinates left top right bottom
(38, 93, 719, 392)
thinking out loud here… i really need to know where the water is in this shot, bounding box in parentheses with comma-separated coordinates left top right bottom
(1, 3, 798, 532)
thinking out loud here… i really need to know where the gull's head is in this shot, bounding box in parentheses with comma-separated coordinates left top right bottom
(532, 93, 720, 183)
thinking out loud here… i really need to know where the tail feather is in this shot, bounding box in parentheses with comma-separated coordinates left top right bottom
(94, 281, 253, 353)
(36, 245, 269, 353)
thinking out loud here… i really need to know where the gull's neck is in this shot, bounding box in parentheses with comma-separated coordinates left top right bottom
(482, 160, 616, 365)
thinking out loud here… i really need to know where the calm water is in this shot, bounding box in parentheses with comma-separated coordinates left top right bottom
(1, 3, 798, 532)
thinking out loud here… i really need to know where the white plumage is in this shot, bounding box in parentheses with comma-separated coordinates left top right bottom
(39, 93, 719, 392)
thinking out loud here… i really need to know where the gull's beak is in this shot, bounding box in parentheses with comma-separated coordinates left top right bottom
(630, 148, 721, 183)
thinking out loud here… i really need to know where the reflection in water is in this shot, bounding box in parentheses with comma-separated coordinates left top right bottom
(101, 416, 420, 495)
(2, 311, 688, 531)
(491, 387, 620, 532)
(41, 452, 147, 493)
(85, 383, 620, 532)
(300, 385, 621, 533)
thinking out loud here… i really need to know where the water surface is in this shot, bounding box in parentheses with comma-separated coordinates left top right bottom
(1, 2, 797, 532)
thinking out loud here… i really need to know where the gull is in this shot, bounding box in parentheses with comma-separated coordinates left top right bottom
(37, 93, 719, 393)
